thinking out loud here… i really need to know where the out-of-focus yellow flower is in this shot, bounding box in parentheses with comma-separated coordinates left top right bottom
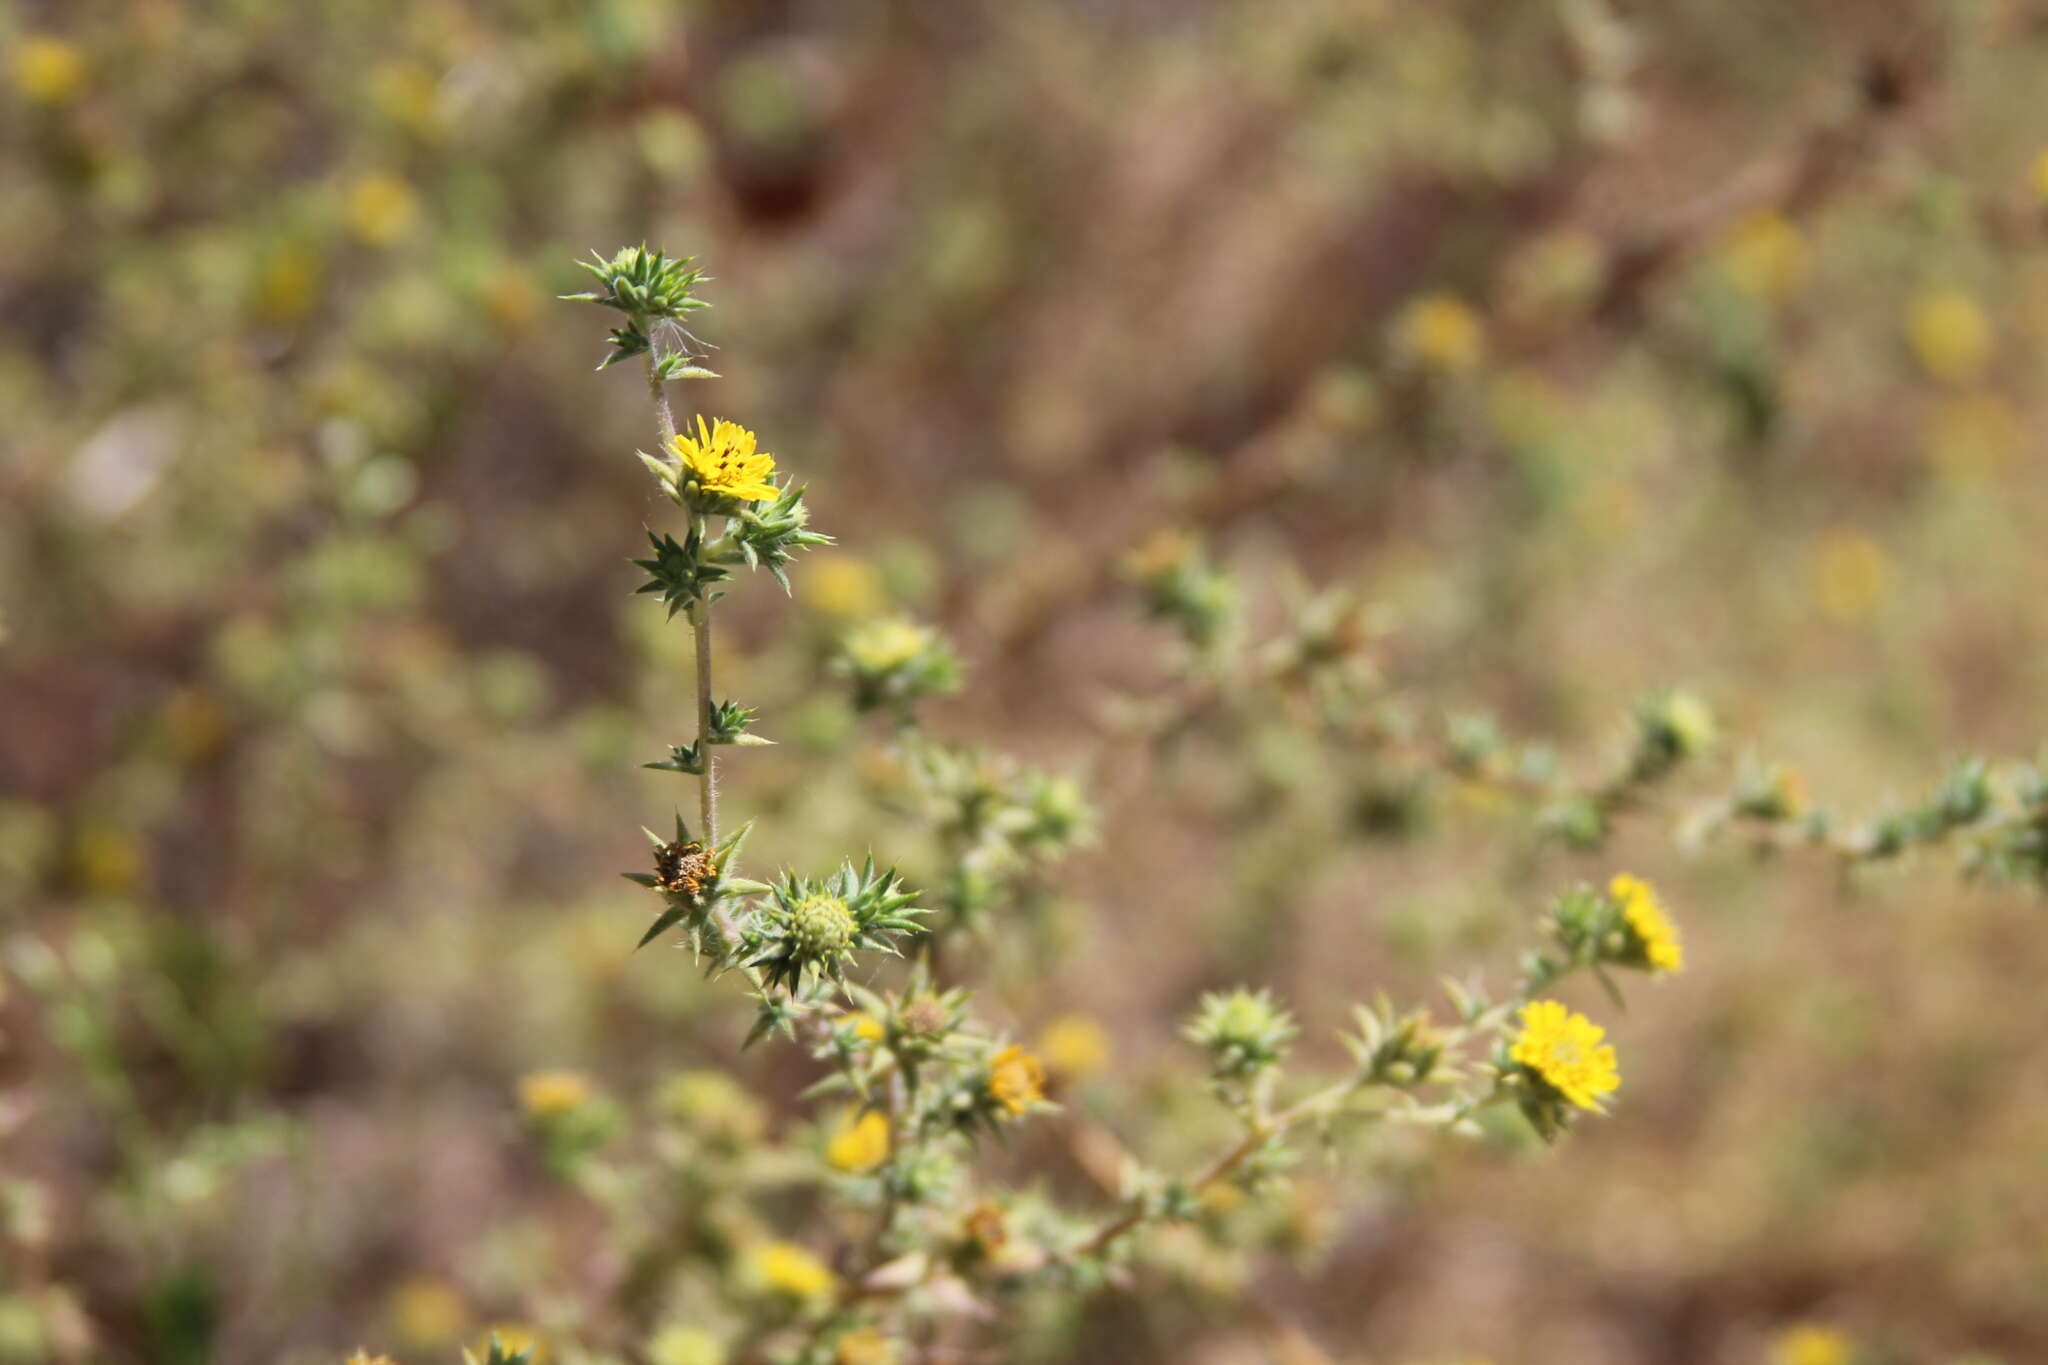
(843, 618, 933, 674)
(825, 1108, 891, 1172)
(347, 1353, 396, 1365)
(1036, 1013, 1111, 1080)
(369, 60, 442, 137)
(347, 174, 420, 246)
(842, 1011, 886, 1043)
(10, 37, 87, 105)
(1124, 528, 1197, 584)
(1510, 1000, 1619, 1111)
(387, 1276, 467, 1350)
(740, 1240, 837, 1303)
(1769, 767, 1808, 820)
(1661, 693, 1718, 759)
(987, 1044, 1047, 1116)
(658, 1069, 768, 1142)
(160, 688, 228, 764)
(1771, 1323, 1853, 1365)
(1610, 874, 1683, 973)
(1395, 292, 1486, 373)
(648, 1324, 725, 1365)
(1500, 227, 1606, 322)
(517, 1070, 590, 1120)
(477, 1326, 542, 1362)
(670, 416, 779, 502)
(481, 268, 540, 335)
(1306, 366, 1380, 435)
(1198, 1181, 1247, 1214)
(1811, 530, 1890, 623)
(961, 1200, 1009, 1256)
(833, 1327, 896, 1365)
(806, 554, 888, 619)
(256, 244, 325, 324)
(2029, 149, 2048, 206)
(1717, 211, 1811, 303)
(1906, 287, 1992, 384)
(72, 822, 141, 897)
(1923, 392, 2022, 481)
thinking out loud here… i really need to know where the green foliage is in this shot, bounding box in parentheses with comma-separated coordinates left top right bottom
(563, 245, 716, 372)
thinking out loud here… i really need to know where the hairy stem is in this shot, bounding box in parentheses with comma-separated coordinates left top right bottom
(644, 326, 678, 447)
(1062, 1077, 1355, 1263)
(693, 564, 718, 852)
(643, 328, 717, 856)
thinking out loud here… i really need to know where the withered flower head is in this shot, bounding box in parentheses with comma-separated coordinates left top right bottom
(654, 839, 717, 898)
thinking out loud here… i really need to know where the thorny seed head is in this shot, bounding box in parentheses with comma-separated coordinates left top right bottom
(900, 995, 951, 1039)
(788, 892, 858, 957)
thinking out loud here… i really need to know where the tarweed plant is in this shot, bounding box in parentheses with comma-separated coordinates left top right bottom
(477, 250, 1692, 1364)
(307, 243, 2043, 1364)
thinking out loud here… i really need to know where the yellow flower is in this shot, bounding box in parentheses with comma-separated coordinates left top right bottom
(833, 1328, 897, 1365)
(256, 243, 325, 324)
(477, 1326, 542, 1362)
(1395, 292, 1485, 373)
(806, 554, 887, 619)
(160, 688, 228, 764)
(347, 1354, 396, 1365)
(1036, 1013, 1111, 1079)
(987, 1044, 1047, 1116)
(1510, 1000, 1620, 1111)
(670, 416, 779, 502)
(1906, 287, 1991, 384)
(517, 1070, 590, 1120)
(1717, 211, 1811, 303)
(843, 618, 932, 674)
(1662, 693, 1718, 758)
(961, 1200, 1009, 1256)
(369, 60, 443, 137)
(2030, 148, 2048, 206)
(1125, 528, 1197, 584)
(741, 1240, 838, 1303)
(825, 1108, 891, 1172)
(1198, 1181, 1247, 1214)
(1771, 1323, 1853, 1365)
(387, 1276, 467, 1349)
(1609, 874, 1683, 973)
(11, 37, 87, 106)
(648, 1325, 725, 1365)
(72, 821, 142, 896)
(1499, 227, 1606, 322)
(1811, 530, 1890, 623)
(347, 174, 420, 246)
(842, 1011, 886, 1043)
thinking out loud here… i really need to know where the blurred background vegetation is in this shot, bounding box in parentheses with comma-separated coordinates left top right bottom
(2, 1, 2046, 1362)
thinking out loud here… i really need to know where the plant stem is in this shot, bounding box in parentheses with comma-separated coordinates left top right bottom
(643, 326, 678, 446)
(692, 560, 718, 852)
(1063, 1076, 1359, 1263)
(643, 329, 717, 855)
